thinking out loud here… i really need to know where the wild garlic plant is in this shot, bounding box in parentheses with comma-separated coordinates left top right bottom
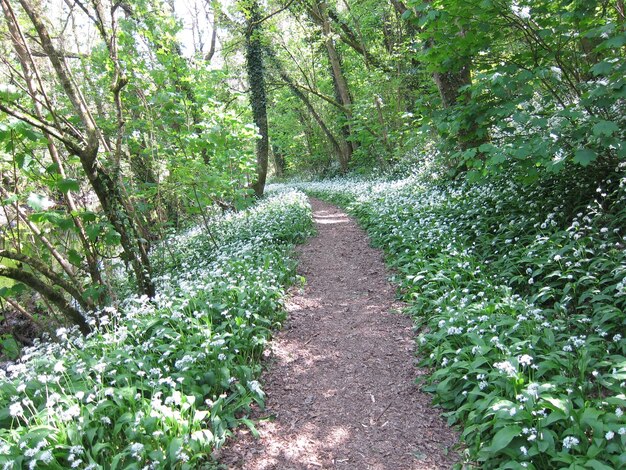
(0, 190, 313, 469)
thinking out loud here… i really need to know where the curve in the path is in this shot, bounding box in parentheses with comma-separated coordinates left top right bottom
(218, 198, 458, 469)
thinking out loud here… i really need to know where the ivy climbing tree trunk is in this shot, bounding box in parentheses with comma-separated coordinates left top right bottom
(243, 0, 269, 197)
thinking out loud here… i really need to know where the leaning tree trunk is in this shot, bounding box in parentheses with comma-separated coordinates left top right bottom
(0, 265, 91, 334)
(266, 48, 347, 170)
(243, 0, 269, 197)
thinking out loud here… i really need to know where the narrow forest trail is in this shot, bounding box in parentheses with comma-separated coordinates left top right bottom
(217, 198, 459, 469)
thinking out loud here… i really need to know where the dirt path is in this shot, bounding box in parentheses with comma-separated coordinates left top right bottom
(217, 198, 458, 469)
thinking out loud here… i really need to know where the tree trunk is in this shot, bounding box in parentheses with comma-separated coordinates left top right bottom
(306, 1, 391, 73)
(390, 0, 483, 151)
(314, 1, 355, 168)
(272, 144, 286, 176)
(205, 2, 218, 62)
(244, 0, 269, 197)
(390, 0, 472, 108)
(0, 250, 90, 312)
(86, 165, 155, 297)
(296, 109, 316, 160)
(431, 60, 472, 109)
(267, 49, 347, 171)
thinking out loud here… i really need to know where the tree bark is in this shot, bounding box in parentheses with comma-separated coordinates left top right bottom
(0, 250, 89, 311)
(244, 0, 269, 197)
(296, 109, 315, 160)
(390, 0, 470, 109)
(314, 1, 356, 167)
(272, 144, 286, 176)
(205, 1, 218, 62)
(306, 1, 391, 73)
(390, 0, 483, 151)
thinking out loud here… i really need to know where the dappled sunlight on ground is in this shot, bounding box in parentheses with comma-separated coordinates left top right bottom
(313, 210, 350, 225)
(242, 422, 351, 469)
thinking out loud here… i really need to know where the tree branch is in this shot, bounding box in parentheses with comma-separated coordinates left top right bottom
(0, 102, 82, 154)
(19, 0, 100, 162)
(0, 250, 91, 311)
(252, 0, 295, 26)
(0, 264, 90, 334)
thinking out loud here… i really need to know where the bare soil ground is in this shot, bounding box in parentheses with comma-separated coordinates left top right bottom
(217, 198, 459, 469)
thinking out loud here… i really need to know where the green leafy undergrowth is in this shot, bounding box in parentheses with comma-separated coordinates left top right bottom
(288, 168, 626, 469)
(0, 189, 313, 469)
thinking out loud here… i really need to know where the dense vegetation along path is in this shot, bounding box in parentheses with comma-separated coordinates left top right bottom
(218, 198, 458, 469)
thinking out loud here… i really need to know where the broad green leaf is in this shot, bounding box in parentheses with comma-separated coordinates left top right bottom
(15, 153, 32, 169)
(538, 429, 555, 453)
(240, 418, 260, 438)
(67, 249, 82, 266)
(573, 149, 597, 166)
(486, 425, 521, 452)
(190, 429, 214, 446)
(601, 34, 626, 49)
(1, 336, 19, 360)
(585, 459, 615, 470)
(86, 224, 101, 242)
(168, 437, 183, 463)
(15, 122, 40, 141)
(79, 211, 97, 222)
(543, 396, 568, 413)
(57, 178, 80, 193)
(581, 407, 604, 434)
(104, 227, 121, 245)
(592, 121, 619, 137)
(591, 61, 613, 76)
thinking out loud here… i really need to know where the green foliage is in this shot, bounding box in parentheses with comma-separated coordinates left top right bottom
(291, 167, 626, 468)
(109, 1, 258, 220)
(0, 190, 313, 468)
(403, 0, 626, 177)
(0, 335, 19, 361)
